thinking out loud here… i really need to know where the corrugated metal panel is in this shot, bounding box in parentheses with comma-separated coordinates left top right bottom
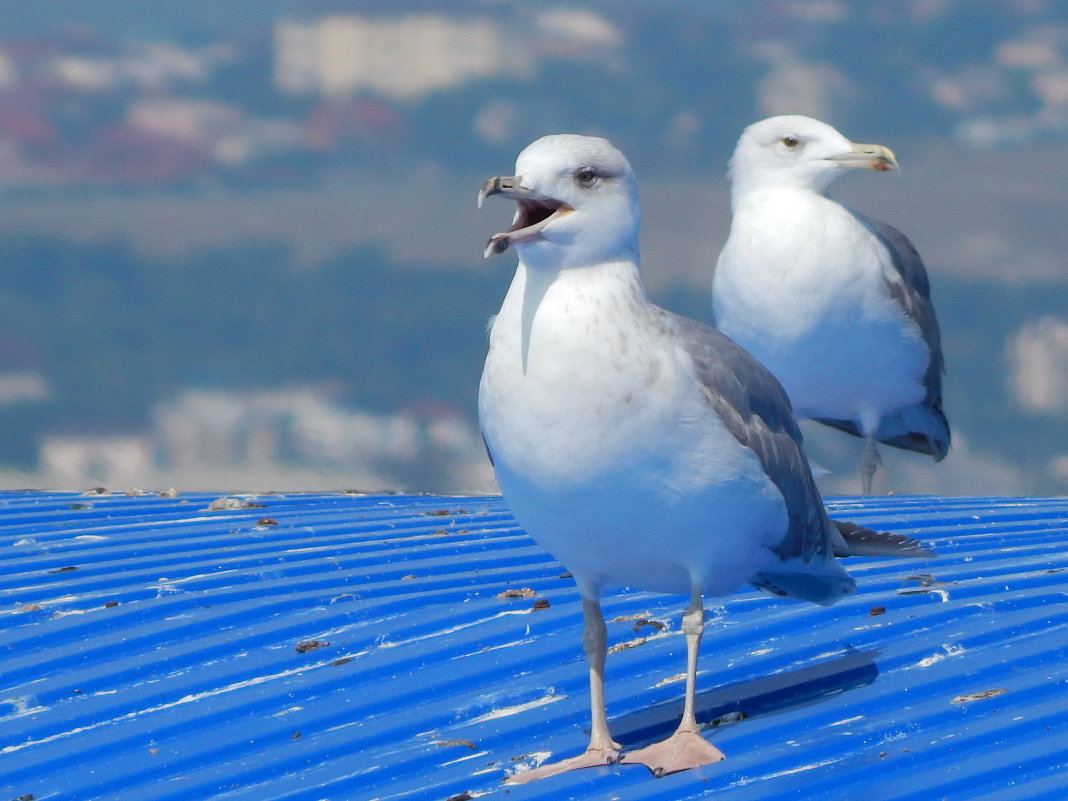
(2, 491, 1067, 801)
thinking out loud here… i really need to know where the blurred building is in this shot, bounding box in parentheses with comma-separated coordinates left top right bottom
(25, 387, 494, 493)
(40, 433, 153, 488)
(274, 14, 533, 100)
(0, 371, 50, 405)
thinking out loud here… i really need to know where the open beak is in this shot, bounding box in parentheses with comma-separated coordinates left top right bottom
(824, 142, 898, 172)
(478, 175, 574, 258)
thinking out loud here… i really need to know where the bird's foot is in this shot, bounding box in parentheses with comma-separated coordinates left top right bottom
(504, 743, 623, 785)
(621, 728, 725, 777)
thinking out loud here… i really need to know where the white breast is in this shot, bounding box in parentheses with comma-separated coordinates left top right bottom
(713, 189, 927, 427)
(480, 260, 787, 597)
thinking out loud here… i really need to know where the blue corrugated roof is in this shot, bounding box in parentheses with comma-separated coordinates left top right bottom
(2, 491, 1067, 800)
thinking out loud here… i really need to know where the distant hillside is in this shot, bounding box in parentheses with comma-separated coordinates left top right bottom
(0, 232, 1064, 494)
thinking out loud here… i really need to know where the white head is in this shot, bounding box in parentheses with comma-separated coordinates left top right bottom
(478, 134, 640, 270)
(728, 115, 898, 198)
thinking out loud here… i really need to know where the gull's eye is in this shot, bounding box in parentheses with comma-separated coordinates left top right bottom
(781, 135, 800, 149)
(574, 167, 599, 186)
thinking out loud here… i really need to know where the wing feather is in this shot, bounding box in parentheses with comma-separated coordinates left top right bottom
(845, 212, 951, 459)
(660, 310, 835, 563)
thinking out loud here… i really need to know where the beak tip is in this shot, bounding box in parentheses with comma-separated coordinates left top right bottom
(478, 176, 506, 209)
(484, 236, 509, 258)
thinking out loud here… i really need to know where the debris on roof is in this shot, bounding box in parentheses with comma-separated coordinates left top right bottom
(2, 491, 1067, 800)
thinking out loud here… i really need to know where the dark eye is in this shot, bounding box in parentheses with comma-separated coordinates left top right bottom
(781, 135, 800, 148)
(574, 167, 598, 185)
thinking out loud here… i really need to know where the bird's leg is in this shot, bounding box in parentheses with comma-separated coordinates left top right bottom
(504, 597, 622, 784)
(860, 435, 882, 494)
(622, 587, 726, 777)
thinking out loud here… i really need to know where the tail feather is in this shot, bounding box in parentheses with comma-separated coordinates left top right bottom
(749, 519, 934, 605)
(813, 399, 950, 462)
(749, 568, 855, 607)
(832, 519, 934, 558)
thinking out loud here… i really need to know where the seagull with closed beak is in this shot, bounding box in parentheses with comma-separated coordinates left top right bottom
(713, 115, 950, 494)
(477, 134, 931, 784)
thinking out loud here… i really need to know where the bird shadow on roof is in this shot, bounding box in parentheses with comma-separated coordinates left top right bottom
(611, 647, 881, 747)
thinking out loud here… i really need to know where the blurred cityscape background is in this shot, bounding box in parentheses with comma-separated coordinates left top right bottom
(0, 0, 1065, 496)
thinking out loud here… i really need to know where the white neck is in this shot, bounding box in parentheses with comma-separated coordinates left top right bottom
(494, 257, 646, 374)
(729, 173, 836, 211)
(514, 227, 640, 273)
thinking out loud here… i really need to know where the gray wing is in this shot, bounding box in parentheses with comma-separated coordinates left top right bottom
(855, 212, 944, 389)
(659, 309, 835, 563)
(818, 212, 951, 459)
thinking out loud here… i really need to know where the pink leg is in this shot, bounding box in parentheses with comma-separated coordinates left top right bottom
(505, 597, 622, 784)
(860, 434, 882, 495)
(622, 588, 726, 777)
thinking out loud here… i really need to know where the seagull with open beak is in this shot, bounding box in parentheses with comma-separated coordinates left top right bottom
(477, 133, 933, 785)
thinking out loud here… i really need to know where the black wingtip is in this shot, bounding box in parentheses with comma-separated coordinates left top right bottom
(833, 519, 935, 558)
